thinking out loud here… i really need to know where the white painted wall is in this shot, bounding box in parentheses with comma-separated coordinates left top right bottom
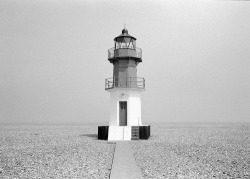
(123, 126, 132, 140)
(128, 96, 142, 126)
(108, 88, 143, 126)
(108, 126, 131, 141)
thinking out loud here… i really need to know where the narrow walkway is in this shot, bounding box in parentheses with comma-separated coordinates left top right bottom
(110, 142, 143, 179)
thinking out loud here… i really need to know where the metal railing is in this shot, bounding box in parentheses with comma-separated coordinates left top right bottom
(108, 47, 142, 59)
(105, 77, 145, 90)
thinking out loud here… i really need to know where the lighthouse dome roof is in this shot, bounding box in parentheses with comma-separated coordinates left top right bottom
(114, 28, 136, 41)
(122, 28, 128, 35)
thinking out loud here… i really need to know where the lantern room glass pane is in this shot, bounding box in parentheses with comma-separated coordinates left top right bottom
(116, 37, 123, 42)
(132, 40, 136, 48)
(115, 37, 136, 49)
(124, 37, 131, 43)
(115, 42, 120, 49)
(121, 42, 126, 48)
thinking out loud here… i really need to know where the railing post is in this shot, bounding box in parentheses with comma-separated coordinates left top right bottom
(130, 77, 131, 87)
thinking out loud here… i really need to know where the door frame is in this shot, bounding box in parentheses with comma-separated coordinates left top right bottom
(119, 101, 127, 126)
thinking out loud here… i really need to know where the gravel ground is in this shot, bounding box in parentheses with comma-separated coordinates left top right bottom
(130, 123, 250, 179)
(0, 126, 115, 179)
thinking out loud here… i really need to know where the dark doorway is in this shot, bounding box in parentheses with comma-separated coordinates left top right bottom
(119, 101, 127, 126)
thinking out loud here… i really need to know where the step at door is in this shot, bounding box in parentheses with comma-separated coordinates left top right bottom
(131, 126, 139, 140)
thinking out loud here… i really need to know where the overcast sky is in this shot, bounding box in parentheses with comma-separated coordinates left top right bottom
(0, 0, 249, 125)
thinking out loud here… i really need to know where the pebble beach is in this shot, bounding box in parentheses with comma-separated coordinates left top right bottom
(0, 126, 115, 179)
(1, 124, 249, 179)
(130, 123, 250, 179)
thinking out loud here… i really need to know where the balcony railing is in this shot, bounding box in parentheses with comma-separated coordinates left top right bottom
(105, 77, 145, 90)
(108, 47, 142, 59)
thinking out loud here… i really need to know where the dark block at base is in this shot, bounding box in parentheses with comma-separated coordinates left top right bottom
(98, 126, 109, 140)
(139, 125, 150, 139)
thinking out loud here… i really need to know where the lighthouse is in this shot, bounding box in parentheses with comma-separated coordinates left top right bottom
(98, 28, 150, 141)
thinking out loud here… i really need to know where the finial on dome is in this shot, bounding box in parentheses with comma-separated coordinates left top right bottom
(122, 25, 128, 35)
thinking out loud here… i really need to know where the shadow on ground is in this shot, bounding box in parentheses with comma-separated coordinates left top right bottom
(79, 134, 98, 139)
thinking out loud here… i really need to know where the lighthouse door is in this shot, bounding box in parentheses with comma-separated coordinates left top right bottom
(119, 101, 127, 126)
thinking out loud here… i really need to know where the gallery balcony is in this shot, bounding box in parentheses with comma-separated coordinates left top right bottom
(108, 47, 142, 63)
(105, 77, 145, 90)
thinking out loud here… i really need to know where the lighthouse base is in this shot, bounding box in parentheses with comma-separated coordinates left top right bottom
(108, 126, 132, 140)
(98, 125, 150, 141)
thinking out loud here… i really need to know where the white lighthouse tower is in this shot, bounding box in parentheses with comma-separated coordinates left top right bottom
(98, 28, 150, 141)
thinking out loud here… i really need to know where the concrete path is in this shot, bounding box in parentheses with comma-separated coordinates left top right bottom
(110, 142, 143, 179)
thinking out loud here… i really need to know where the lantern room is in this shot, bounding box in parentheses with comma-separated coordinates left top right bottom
(108, 28, 142, 63)
(114, 28, 136, 49)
